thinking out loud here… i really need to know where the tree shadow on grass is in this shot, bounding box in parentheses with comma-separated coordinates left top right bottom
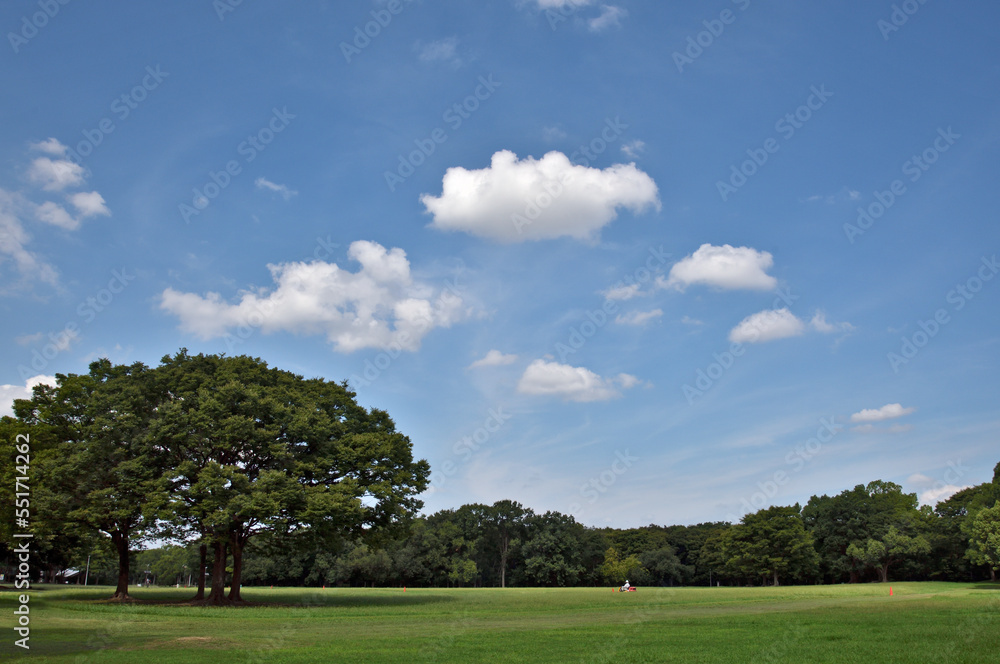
(970, 584, 1000, 590)
(53, 588, 458, 609)
(0, 632, 98, 659)
(253, 591, 458, 608)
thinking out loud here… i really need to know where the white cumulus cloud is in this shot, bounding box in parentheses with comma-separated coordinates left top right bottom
(664, 244, 777, 291)
(517, 359, 637, 402)
(918, 484, 969, 504)
(69, 191, 111, 218)
(0, 374, 56, 417)
(27, 157, 85, 191)
(850, 403, 916, 423)
(728, 308, 805, 344)
(160, 240, 467, 353)
(469, 349, 519, 368)
(907, 473, 970, 505)
(35, 201, 78, 230)
(30, 138, 68, 156)
(422, 149, 660, 243)
(0, 140, 108, 288)
(35, 193, 109, 230)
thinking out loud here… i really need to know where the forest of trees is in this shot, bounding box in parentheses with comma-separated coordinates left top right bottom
(98, 471, 999, 591)
(1, 352, 998, 597)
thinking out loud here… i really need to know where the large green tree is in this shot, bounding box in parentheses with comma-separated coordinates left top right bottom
(8, 351, 428, 603)
(967, 501, 1000, 581)
(639, 546, 688, 586)
(482, 500, 532, 588)
(14, 360, 164, 599)
(152, 350, 429, 603)
(846, 525, 931, 582)
(804, 480, 925, 583)
(518, 512, 590, 587)
(932, 486, 985, 581)
(722, 505, 819, 586)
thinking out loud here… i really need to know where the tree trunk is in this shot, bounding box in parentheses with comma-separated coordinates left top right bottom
(228, 534, 246, 603)
(205, 539, 227, 604)
(990, 568, 996, 582)
(849, 569, 859, 584)
(773, 569, 779, 586)
(878, 564, 889, 583)
(499, 535, 508, 588)
(194, 543, 207, 600)
(110, 531, 131, 600)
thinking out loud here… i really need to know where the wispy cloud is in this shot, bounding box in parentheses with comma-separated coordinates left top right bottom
(469, 349, 518, 368)
(601, 283, 642, 301)
(620, 140, 645, 159)
(588, 5, 626, 32)
(810, 311, 854, 334)
(416, 37, 461, 66)
(542, 125, 567, 142)
(850, 403, 916, 423)
(802, 188, 862, 205)
(255, 177, 297, 201)
(615, 309, 662, 326)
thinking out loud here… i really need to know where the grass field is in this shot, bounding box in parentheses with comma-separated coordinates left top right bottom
(1, 582, 998, 663)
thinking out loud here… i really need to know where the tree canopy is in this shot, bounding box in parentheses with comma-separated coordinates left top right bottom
(6, 351, 429, 603)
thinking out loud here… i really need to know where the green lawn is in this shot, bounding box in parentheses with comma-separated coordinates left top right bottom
(1, 582, 997, 662)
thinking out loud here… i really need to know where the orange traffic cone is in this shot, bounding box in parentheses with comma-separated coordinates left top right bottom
(889, 587, 893, 596)
(403, 586, 406, 592)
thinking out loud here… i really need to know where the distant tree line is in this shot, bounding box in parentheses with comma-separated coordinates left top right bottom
(65, 470, 1000, 590)
(1, 352, 998, 595)
(240, 470, 998, 588)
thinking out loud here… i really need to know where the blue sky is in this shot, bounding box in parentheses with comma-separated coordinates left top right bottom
(1, 0, 998, 527)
